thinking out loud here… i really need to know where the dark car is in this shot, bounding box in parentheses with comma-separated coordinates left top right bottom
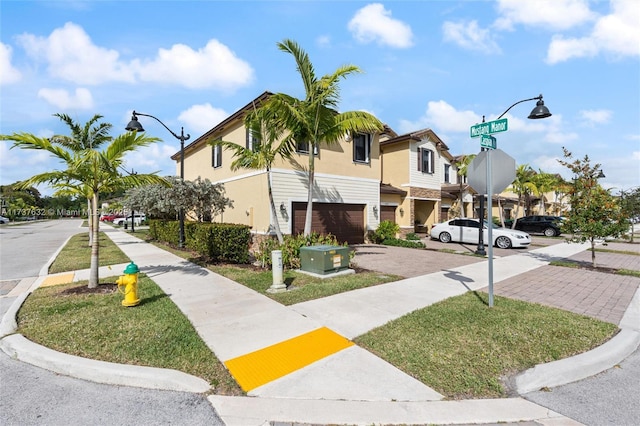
(508, 215, 564, 237)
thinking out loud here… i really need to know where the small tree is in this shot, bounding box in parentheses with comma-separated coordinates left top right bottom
(508, 164, 536, 227)
(125, 176, 232, 222)
(620, 187, 640, 243)
(558, 147, 628, 267)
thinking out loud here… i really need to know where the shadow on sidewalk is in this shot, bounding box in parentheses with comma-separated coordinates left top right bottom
(141, 261, 210, 278)
(443, 269, 488, 305)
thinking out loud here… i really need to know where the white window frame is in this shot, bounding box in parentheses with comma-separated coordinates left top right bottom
(353, 133, 371, 164)
(418, 148, 434, 174)
(212, 144, 222, 168)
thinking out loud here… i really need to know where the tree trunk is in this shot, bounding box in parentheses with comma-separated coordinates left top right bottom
(303, 148, 315, 237)
(88, 192, 100, 288)
(267, 168, 284, 244)
(87, 198, 93, 246)
(590, 238, 596, 268)
(459, 181, 465, 218)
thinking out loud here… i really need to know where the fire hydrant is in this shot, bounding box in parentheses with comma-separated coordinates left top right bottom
(116, 261, 140, 307)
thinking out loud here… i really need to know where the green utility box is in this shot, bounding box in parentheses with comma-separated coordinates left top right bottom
(299, 245, 350, 275)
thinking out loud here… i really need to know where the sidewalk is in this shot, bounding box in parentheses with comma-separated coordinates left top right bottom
(2, 226, 639, 426)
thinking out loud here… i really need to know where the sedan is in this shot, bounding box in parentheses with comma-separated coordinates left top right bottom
(510, 215, 563, 237)
(430, 218, 531, 249)
(0, 215, 10, 224)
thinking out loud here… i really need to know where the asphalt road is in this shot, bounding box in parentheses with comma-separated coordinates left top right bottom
(0, 220, 224, 426)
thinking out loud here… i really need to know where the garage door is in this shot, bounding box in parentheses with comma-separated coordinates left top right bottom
(380, 205, 396, 223)
(292, 202, 365, 244)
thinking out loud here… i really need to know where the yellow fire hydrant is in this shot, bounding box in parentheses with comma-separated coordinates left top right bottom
(116, 261, 140, 307)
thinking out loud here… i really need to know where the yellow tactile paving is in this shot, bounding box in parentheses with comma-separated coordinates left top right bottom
(40, 273, 75, 287)
(225, 327, 354, 392)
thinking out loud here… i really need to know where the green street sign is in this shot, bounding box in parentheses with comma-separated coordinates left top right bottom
(470, 118, 508, 138)
(481, 135, 497, 149)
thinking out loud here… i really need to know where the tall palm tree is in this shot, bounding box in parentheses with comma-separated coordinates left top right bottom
(454, 154, 475, 218)
(210, 105, 294, 243)
(508, 164, 536, 228)
(4, 126, 166, 288)
(266, 39, 384, 236)
(531, 170, 557, 215)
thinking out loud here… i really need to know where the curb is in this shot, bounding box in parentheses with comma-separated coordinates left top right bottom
(0, 334, 211, 394)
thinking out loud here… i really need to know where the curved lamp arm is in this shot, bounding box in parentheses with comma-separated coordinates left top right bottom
(127, 111, 191, 142)
(497, 95, 543, 119)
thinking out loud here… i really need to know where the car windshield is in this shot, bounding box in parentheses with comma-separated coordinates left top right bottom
(483, 220, 500, 229)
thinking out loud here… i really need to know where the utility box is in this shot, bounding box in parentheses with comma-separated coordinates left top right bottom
(299, 245, 350, 275)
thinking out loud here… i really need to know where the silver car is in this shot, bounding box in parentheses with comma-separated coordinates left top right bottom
(430, 218, 531, 249)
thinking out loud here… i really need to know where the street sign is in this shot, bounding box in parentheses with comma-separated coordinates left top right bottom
(480, 135, 496, 150)
(466, 149, 516, 195)
(470, 118, 508, 138)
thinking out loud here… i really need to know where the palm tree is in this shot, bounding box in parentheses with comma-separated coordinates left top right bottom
(531, 170, 557, 215)
(210, 105, 293, 243)
(266, 39, 384, 236)
(454, 154, 476, 218)
(4, 125, 166, 288)
(508, 164, 536, 228)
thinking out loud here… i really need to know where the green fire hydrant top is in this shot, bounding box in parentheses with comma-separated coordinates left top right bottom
(123, 261, 140, 274)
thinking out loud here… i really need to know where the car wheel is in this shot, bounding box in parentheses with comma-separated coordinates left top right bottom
(543, 227, 557, 237)
(495, 236, 512, 249)
(438, 232, 452, 243)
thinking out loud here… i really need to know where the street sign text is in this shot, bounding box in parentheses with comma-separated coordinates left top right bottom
(470, 118, 508, 138)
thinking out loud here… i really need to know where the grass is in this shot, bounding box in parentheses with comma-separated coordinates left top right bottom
(355, 292, 617, 399)
(17, 228, 622, 399)
(17, 277, 242, 395)
(48, 232, 131, 274)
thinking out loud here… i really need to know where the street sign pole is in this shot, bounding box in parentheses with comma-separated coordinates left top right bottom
(486, 149, 494, 307)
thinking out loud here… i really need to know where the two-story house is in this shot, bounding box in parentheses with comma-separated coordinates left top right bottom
(171, 91, 385, 244)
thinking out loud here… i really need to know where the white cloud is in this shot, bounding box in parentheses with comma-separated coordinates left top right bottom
(494, 0, 596, 31)
(442, 20, 501, 54)
(178, 104, 229, 135)
(579, 109, 612, 125)
(316, 35, 331, 48)
(0, 42, 22, 85)
(348, 3, 413, 48)
(546, 0, 640, 63)
(398, 100, 481, 134)
(124, 143, 178, 175)
(133, 39, 254, 90)
(37, 87, 94, 109)
(17, 22, 133, 85)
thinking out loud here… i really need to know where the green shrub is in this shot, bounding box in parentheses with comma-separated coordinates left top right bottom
(372, 220, 400, 244)
(405, 232, 421, 241)
(382, 238, 425, 249)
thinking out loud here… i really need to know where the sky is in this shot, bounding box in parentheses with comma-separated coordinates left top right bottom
(1, 0, 639, 197)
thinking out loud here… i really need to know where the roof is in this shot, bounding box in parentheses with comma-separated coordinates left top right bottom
(170, 91, 273, 160)
(379, 128, 449, 151)
(380, 183, 407, 196)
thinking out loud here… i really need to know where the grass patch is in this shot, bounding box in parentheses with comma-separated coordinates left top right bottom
(17, 275, 243, 395)
(594, 248, 640, 256)
(617, 269, 640, 278)
(207, 264, 401, 305)
(355, 292, 617, 400)
(48, 232, 131, 274)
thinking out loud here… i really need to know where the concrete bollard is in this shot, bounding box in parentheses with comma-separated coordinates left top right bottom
(267, 250, 286, 293)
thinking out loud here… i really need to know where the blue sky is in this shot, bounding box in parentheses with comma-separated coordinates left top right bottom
(1, 0, 638, 196)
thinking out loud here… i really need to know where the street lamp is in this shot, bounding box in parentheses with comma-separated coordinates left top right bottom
(475, 94, 552, 256)
(126, 111, 190, 248)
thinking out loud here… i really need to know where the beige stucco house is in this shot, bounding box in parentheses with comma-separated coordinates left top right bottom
(171, 91, 388, 244)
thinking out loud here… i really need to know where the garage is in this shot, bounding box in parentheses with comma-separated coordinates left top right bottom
(292, 202, 365, 244)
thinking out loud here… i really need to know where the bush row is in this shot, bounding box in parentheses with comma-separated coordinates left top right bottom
(149, 220, 250, 263)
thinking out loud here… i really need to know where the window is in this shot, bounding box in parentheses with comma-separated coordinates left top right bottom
(444, 164, 450, 183)
(417, 148, 434, 174)
(353, 133, 371, 163)
(297, 140, 318, 155)
(246, 128, 260, 152)
(212, 143, 222, 168)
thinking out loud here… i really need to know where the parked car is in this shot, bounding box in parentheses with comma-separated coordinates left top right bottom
(507, 215, 564, 237)
(113, 214, 146, 226)
(430, 218, 531, 249)
(0, 215, 10, 224)
(100, 213, 124, 222)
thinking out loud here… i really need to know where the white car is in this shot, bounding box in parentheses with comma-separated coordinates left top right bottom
(113, 214, 146, 226)
(430, 218, 531, 249)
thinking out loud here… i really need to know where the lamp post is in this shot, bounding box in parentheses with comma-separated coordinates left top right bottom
(126, 111, 190, 248)
(475, 95, 552, 256)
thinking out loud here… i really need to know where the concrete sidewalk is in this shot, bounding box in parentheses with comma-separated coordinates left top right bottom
(2, 226, 639, 426)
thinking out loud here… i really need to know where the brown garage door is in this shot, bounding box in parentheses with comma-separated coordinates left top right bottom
(380, 205, 396, 223)
(292, 202, 365, 244)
